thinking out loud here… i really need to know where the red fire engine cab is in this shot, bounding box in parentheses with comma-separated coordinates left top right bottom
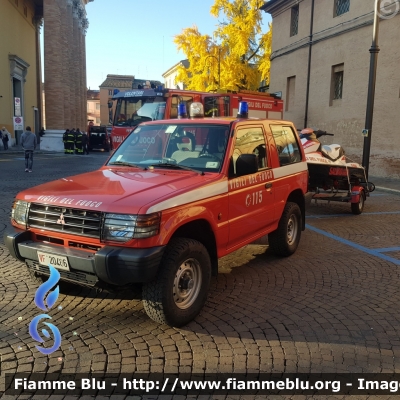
(110, 87, 283, 149)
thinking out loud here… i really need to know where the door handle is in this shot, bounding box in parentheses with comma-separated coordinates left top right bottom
(265, 182, 273, 189)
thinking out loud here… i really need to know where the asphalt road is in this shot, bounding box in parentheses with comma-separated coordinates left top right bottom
(0, 150, 400, 399)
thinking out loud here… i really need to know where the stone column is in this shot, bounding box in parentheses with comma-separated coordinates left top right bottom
(72, 3, 81, 130)
(43, 0, 64, 129)
(82, 26, 88, 131)
(80, 22, 87, 130)
(41, 0, 92, 151)
(60, 0, 70, 130)
(67, 0, 76, 129)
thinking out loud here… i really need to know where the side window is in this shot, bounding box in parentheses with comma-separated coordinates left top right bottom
(270, 125, 302, 166)
(171, 96, 194, 119)
(232, 126, 268, 176)
(204, 96, 230, 117)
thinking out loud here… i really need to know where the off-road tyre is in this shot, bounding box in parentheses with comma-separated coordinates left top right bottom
(351, 190, 365, 215)
(142, 238, 211, 327)
(268, 202, 302, 257)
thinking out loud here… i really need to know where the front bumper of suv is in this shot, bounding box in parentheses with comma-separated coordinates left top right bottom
(4, 227, 165, 287)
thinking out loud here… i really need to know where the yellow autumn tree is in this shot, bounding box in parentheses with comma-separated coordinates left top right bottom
(174, 0, 272, 92)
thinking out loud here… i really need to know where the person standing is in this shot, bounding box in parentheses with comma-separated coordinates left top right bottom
(63, 129, 70, 154)
(21, 126, 37, 172)
(1, 127, 10, 150)
(75, 128, 83, 154)
(67, 129, 76, 154)
(82, 131, 89, 155)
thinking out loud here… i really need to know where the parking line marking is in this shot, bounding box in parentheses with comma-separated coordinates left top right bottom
(374, 247, 400, 253)
(306, 224, 400, 266)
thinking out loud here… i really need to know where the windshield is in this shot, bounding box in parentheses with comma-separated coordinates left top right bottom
(114, 97, 166, 127)
(107, 123, 231, 173)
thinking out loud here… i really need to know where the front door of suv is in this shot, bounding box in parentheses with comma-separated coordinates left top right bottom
(227, 125, 276, 250)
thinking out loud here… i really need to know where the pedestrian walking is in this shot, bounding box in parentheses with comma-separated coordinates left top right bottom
(63, 129, 70, 154)
(67, 129, 76, 154)
(1, 127, 10, 150)
(82, 131, 89, 155)
(20, 126, 37, 172)
(75, 128, 83, 154)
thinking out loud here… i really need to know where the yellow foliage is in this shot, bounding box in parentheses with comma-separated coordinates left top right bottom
(174, 0, 272, 92)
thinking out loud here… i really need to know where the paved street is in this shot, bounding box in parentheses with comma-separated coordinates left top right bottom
(0, 150, 400, 399)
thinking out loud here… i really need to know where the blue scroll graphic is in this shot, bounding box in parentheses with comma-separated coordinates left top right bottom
(29, 265, 62, 355)
(34, 265, 60, 311)
(29, 314, 62, 355)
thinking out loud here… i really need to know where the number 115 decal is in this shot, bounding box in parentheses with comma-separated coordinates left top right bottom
(246, 190, 263, 207)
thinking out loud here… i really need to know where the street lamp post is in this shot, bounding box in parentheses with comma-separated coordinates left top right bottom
(362, 0, 381, 179)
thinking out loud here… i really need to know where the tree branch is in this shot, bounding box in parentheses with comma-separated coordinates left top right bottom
(247, 42, 262, 62)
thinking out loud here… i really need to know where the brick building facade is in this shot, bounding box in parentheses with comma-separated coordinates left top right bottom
(44, 0, 92, 132)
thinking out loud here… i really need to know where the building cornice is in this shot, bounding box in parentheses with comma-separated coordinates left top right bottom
(162, 59, 189, 77)
(262, 0, 301, 17)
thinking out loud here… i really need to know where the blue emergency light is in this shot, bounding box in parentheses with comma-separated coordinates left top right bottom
(237, 101, 249, 118)
(178, 103, 187, 119)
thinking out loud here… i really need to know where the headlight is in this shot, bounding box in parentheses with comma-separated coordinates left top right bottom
(12, 200, 29, 227)
(103, 212, 161, 242)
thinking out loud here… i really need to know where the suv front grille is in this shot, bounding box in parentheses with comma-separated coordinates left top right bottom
(28, 203, 102, 239)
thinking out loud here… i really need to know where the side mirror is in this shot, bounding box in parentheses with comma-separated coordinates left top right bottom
(235, 154, 258, 177)
(107, 101, 113, 109)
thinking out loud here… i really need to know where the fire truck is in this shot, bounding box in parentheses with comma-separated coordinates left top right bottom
(110, 87, 284, 149)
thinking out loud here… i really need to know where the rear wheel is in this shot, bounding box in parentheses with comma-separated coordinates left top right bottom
(142, 238, 211, 327)
(351, 190, 365, 215)
(268, 202, 302, 257)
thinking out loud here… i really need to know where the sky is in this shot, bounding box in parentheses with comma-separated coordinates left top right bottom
(84, 0, 272, 90)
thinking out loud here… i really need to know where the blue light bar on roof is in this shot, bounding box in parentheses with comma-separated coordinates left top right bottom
(237, 101, 249, 118)
(178, 103, 187, 119)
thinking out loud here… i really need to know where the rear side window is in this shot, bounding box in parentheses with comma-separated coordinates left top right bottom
(270, 125, 302, 166)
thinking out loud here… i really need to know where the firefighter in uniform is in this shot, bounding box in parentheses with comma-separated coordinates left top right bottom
(75, 128, 83, 154)
(67, 129, 76, 154)
(63, 129, 70, 154)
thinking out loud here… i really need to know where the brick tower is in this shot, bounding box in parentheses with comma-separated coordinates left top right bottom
(42, 0, 93, 150)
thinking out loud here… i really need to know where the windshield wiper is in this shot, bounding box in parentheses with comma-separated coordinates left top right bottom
(149, 162, 203, 174)
(108, 161, 145, 169)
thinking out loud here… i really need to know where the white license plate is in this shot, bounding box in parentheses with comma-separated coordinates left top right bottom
(37, 251, 70, 271)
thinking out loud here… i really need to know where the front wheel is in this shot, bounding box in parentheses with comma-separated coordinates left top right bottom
(142, 238, 211, 327)
(268, 202, 302, 257)
(351, 190, 365, 215)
